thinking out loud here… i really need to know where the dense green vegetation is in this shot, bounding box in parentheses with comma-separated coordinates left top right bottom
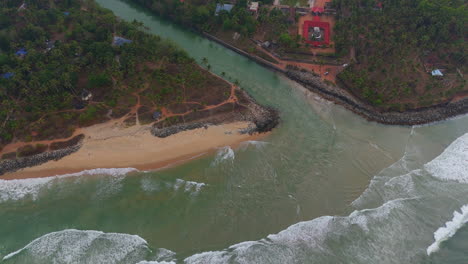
(333, 0, 467, 109)
(132, 0, 263, 36)
(0, 0, 229, 150)
(131, 0, 297, 43)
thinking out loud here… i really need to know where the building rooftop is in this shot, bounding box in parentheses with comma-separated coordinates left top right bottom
(113, 36, 132, 46)
(250, 2, 259, 11)
(1, 72, 14, 79)
(431, 69, 443, 77)
(215, 4, 234, 15)
(15, 48, 27, 56)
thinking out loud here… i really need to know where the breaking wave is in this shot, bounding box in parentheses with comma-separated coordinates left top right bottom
(3, 132, 467, 263)
(427, 204, 468, 256)
(239, 140, 269, 150)
(2, 229, 151, 264)
(140, 177, 206, 196)
(211, 146, 235, 166)
(184, 133, 468, 263)
(424, 133, 468, 183)
(0, 168, 138, 202)
(174, 179, 206, 195)
(137, 260, 176, 264)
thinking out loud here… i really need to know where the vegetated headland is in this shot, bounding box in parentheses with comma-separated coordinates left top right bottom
(0, 0, 278, 177)
(130, 0, 467, 125)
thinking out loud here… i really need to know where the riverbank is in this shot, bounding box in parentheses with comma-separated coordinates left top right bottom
(202, 32, 468, 125)
(1, 120, 267, 180)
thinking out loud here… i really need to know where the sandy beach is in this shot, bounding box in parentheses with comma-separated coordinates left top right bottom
(2, 121, 267, 180)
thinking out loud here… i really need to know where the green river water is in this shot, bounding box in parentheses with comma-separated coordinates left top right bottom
(1, 0, 468, 263)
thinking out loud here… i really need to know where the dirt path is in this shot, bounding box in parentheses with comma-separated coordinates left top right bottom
(1, 78, 244, 157)
(255, 45, 343, 82)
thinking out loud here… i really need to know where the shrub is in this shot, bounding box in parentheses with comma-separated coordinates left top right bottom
(17, 144, 48, 157)
(1, 152, 16, 160)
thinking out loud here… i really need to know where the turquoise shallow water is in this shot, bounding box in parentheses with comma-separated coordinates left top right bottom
(1, 0, 468, 263)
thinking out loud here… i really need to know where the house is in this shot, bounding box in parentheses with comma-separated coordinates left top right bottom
(15, 48, 27, 57)
(81, 90, 93, 101)
(152, 111, 162, 120)
(45, 40, 55, 52)
(296, 7, 309, 15)
(249, 2, 259, 13)
(1, 72, 14, 79)
(18, 2, 26, 11)
(431, 69, 443, 77)
(261, 41, 271, 48)
(311, 6, 324, 15)
(287, 7, 296, 23)
(215, 4, 234, 16)
(112, 36, 132, 46)
(373, 1, 383, 10)
(324, 2, 336, 14)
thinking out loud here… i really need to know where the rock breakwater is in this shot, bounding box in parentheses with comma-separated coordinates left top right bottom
(0, 141, 83, 176)
(287, 70, 468, 125)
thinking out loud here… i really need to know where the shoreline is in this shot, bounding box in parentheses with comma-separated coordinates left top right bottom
(1, 121, 268, 180)
(201, 32, 468, 126)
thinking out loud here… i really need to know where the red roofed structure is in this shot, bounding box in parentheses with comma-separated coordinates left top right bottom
(311, 7, 324, 13)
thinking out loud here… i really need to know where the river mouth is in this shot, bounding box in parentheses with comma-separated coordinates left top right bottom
(1, 0, 468, 263)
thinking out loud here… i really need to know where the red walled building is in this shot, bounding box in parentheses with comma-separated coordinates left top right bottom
(302, 20, 330, 47)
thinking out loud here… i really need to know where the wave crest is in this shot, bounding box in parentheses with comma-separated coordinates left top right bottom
(3, 229, 151, 263)
(0, 168, 138, 202)
(427, 204, 468, 256)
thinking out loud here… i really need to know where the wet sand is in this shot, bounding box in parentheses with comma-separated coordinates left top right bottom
(2, 121, 267, 180)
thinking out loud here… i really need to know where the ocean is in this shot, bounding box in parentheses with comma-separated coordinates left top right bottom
(1, 0, 467, 263)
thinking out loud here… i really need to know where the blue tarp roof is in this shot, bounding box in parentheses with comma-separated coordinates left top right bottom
(63, 12, 70, 16)
(215, 4, 234, 15)
(1, 72, 14, 79)
(113, 36, 132, 46)
(15, 48, 27, 56)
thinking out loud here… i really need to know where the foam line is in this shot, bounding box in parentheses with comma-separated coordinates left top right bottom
(0, 168, 138, 202)
(427, 204, 468, 256)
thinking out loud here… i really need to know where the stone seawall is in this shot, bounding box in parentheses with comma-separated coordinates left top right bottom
(202, 33, 468, 125)
(286, 70, 468, 125)
(0, 142, 83, 176)
(201, 32, 286, 74)
(151, 89, 279, 138)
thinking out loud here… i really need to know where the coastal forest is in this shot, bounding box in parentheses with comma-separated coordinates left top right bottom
(334, 0, 467, 110)
(0, 0, 239, 154)
(131, 0, 466, 111)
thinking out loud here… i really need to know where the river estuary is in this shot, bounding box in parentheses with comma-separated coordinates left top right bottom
(1, 0, 467, 263)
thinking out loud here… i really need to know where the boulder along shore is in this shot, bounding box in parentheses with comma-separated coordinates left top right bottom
(202, 32, 467, 126)
(0, 87, 279, 178)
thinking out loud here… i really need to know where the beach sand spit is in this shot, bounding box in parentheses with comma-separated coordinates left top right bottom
(2, 121, 266, 180)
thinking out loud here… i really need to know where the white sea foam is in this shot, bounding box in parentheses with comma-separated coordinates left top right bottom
(239, 140, 269, 150)
(427, 204, 468, 255)
(185, 134, 468, 264)
(136, 261, 176, 264)
(140, 177, 162, 193)
(424, 133, 468, 183)
(185, 197, 411, 264)
(211, 146, 235, 166)
(0, 168, 138, 202)
(3, 229, 151, 263)
(174, 179, 206, 195)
